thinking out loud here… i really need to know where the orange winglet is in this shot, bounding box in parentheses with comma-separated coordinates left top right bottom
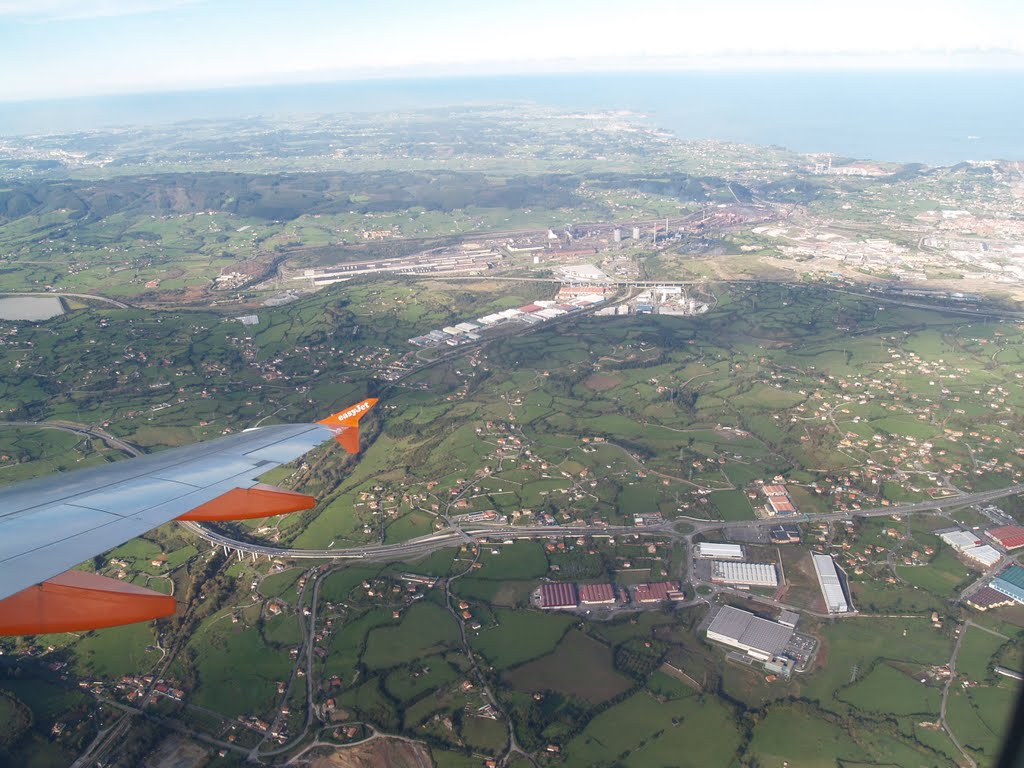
(0, 570, 176, 636)
(177, 484, 316, 521)
(317, 397, 378, 455)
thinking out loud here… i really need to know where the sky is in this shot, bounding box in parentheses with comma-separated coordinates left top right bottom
(2, 0, 1023, 102)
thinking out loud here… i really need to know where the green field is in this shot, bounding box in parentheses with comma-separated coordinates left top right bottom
(189, 621, 293, 717)
(957, 625, 1008, 682)
(896, 545, 972, 597)
(837, 661, 941, 716)
(362, 602, 460, 669)
(504, 630, 633, 705)
(471, 609, 574, 669)
(708, 490, 756, 521)
(73, 622, 160, 678)
(473, 541, 549, 580)
(748, 705, 876, 767)
(801, 617, 953, 714)
(563, 689, 741, 767)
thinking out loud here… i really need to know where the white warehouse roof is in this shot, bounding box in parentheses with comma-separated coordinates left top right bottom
(940, 530, 984, 551)
(963, 545, 1001, 567)
(811, 553, 850, 613)
(712, 561, 778, 587)
(697, 542, 744, 559)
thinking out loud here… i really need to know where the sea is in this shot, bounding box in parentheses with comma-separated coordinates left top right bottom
(1, 70, 1021, 166)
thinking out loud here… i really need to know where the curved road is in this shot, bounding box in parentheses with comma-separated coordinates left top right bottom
(0, 291, 130, 309)
(181, 484, 1024, 562)
(0, 419, 144, 458)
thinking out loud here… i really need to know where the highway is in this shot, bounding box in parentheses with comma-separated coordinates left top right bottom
(0, 420, 144, 458)
(180, 483, 1024, 561)
(0, 291, 131, 309)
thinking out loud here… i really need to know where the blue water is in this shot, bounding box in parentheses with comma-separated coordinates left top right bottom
(1, 71, 1021, 165)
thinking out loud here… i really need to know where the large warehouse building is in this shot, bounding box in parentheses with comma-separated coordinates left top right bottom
(939, 529, 983, 550)
(578, 583, 616, 605)
(991, 565, 1024, 605)
(705, 605, 794, 661)
(811, 553, 851, 613)
(987, 526, 1024, 551)
(539, 583, 578, 609)
(938, 528, 1001, 567)
(632, 581, 685, 603)
(697, 542, 744, 560)
(711, 561, 778, 587)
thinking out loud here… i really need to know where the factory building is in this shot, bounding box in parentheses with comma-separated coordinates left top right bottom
(762, 484, 799, 516)
(937, 528, 1001, 567)
(632, 581, 685, 603)
(963, 545, 1001, 567)
(966, 586, 1014, 611)
(987, 526, 1024, 551)
(539, 583, 578, 609)
(697, 542, 744, 560)
(991, 565, 1024, 605)
(939, 529, 983, 550)
(768, 524, 801, 544)
(711, 561, 778, 587)
(811, 553, 851, 613)
(705, 605, 794, 662)
(578, 583, 616, 605)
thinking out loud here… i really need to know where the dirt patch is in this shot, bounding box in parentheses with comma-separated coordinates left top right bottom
(583, 374, 621, 391)
(144, 736, 209, 768)
(308, 738, 431, 768)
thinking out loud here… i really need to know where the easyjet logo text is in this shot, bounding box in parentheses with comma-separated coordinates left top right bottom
(337, 401, 372, 421)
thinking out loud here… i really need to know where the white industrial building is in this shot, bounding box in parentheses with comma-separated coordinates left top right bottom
(962, 545, 1001, 567)
(937, 529, 1000, 567)
(705, 605, 794, 661)
(697, 542, 744, 560)
(811, 553, 851, 613)
(711, 561, 778, 587)
(940, 530, 984, 550)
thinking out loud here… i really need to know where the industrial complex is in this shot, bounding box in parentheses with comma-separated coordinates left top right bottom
(937, 528, 1002, 567)
(408, 294, 606, 348)
(535, 580, 683, 610)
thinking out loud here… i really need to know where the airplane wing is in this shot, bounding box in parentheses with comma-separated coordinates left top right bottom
(0, 398, 377, 635)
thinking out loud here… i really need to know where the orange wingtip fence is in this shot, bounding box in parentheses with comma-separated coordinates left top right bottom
(317, 397, 378, 454)
(0, 571, 176, 636)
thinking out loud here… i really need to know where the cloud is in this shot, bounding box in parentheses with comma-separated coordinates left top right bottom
(0, 0, 200, 21)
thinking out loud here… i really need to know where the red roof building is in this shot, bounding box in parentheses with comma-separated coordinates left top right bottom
(518, 304, 544, 313)
(762, 485, 788, 496)
(540, 582, 578, 609)
(768, 497, 797, 515)
(987, 526, 1024, 551)
(633, 581, 685, 603)
(578, 583, 616, 605)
